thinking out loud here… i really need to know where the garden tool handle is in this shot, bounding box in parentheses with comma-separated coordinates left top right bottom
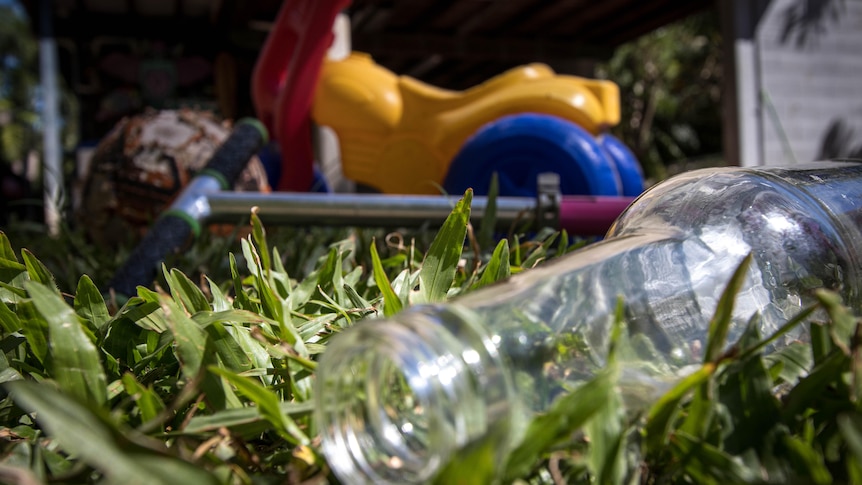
(107, 119, 268, 299)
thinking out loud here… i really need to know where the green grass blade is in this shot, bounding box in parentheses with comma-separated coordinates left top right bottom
(477, 172, 499, 253)
(718, 319, 781, 454)
(343, 282, 374, 316)
(206, 276, 232, 312)
(473, 238, 510, 290)
(0, 299, 22, 333)
(182, 400, 316, 438)
(815, 289, 857, 355)
(779, 433, 833, 485)
(243, 239, 286, 328)
(209, 366, 309, 445)
(6, 381, 219, 485)
(418, 190, 472, 303)
(670, 431, 758, 484)
(121, 298, 167, 333)
(0, 231, 18, 262)
(74, 275, 111, 332)
(556, 230, 570, 257)
(270, 247, 293, 298)
(0, 348, 23, 383)
(521, 230, 558, 269)
(0, 280, 27, 303)
(644, 363, 715, 451)
(121, 373, 165, 424)
(838, 414, 862, 473)
(229, 253, 254, 312)
(191, 309, 272, 327)
(0, 234, 26, 304)
(432, 419, 508, 485)
(370, 240, 403, 317)
(765, 341, 812, 386)
(677, 378, 716, 441)
(164, 299, 207, 378)
(162, 298, 237, 409)
(251, 212, 271, 273)
(205, 320, 253, 373)
(318, 246, 347, 307)
(16, 300, 48, 365)
(26, 281, 107, 406)
(704, 253, 752, 363)
(164, 267, 211, 314)
(21, 249, 57, 293)
(585, 382, 627, 484)
(224, 323, 273, 373)
(782, 350, 848, 421)
(504, 368, 616, 480)
(736, 303, 817, 363)
(511, 234, 522, 267)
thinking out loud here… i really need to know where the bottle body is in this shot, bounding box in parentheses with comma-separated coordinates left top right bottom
(316, 162, 862, 484)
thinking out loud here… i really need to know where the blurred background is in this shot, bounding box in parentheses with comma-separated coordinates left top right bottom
(1, 0, 861, 229)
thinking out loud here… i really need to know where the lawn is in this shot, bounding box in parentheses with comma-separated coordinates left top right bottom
(1, 191, 861, 484)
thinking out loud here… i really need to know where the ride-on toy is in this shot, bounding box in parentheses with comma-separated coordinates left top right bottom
(254, 0, 643, 198)
(312, 53, 642, 196)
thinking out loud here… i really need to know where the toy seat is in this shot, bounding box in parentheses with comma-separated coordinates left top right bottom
(398, 63, 556, 111)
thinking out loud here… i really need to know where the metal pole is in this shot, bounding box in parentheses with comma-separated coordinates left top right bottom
(206, 192, 538, 229)
(204, 191, 633, 236)
(38, 0, 63, 235)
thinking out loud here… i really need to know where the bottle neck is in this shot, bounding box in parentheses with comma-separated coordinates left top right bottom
(316, 306, 517, 484)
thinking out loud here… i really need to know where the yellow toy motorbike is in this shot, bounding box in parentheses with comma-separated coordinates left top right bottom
(312, 52, 643, 197)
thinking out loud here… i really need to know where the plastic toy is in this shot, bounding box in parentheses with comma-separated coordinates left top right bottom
(312, 52, 644, 196)
(250, 0, 643, 198)
(251, 0, 351, 192)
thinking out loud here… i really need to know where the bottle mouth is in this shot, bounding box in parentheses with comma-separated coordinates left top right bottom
(315, 308, 512, 484)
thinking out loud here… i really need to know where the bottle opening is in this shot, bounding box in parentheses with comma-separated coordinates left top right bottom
(316, 323, 458, 483)
(316, 311, 511, 484)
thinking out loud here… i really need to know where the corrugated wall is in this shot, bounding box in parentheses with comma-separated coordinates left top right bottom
(756, 0, 862, 164)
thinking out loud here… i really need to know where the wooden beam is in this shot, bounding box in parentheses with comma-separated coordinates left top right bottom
(430, 1, 488, 30)
(47, 12, 219, 44)
(540, 0, 631, 37)
(383, 0, 448, 30)
(582, 0, 714, 45)
(457, 0, 538, 36)
(404, 54, 443, 77)
(352, 32, 613, 63)
(511, 0, 591, 35)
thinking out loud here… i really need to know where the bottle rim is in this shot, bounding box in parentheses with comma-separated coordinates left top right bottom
(315, 310, 506, 484)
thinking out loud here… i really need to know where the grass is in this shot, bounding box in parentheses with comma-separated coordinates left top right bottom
(1, 191, 862, 484)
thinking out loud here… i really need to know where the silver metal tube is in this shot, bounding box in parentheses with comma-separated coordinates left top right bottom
(39, 0, 62, 235)
(205, 192, 538, 229)
(170, 174, 222, 223)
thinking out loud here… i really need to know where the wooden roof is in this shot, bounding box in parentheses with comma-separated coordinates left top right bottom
(24, 0, 714, 89)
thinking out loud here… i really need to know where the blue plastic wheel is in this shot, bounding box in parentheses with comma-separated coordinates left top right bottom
(598, 134, 644, 196)
(443, 113, 622, 197)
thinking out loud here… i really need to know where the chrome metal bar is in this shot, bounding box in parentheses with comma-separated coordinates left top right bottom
(205, 192, 539, 230)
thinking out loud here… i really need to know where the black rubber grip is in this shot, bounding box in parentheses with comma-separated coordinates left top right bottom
(107, 214, 193, 298)
(205, 119, 268, 188)
(106, 118, 268, 298)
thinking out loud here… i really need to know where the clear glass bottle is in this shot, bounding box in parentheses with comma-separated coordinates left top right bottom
(315, 161, 862, 484)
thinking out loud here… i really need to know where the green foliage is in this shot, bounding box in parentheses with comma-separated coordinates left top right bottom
(0, 1, 79, 183)
(0, 3, 39, 165)
(416, 189, 472, 303)
(1, 194, 861, 484)
(596, 10, 724, 181)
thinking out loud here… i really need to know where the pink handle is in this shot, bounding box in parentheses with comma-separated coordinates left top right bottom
(559, 196, 636, 236)
(251, 0, 351, 191)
